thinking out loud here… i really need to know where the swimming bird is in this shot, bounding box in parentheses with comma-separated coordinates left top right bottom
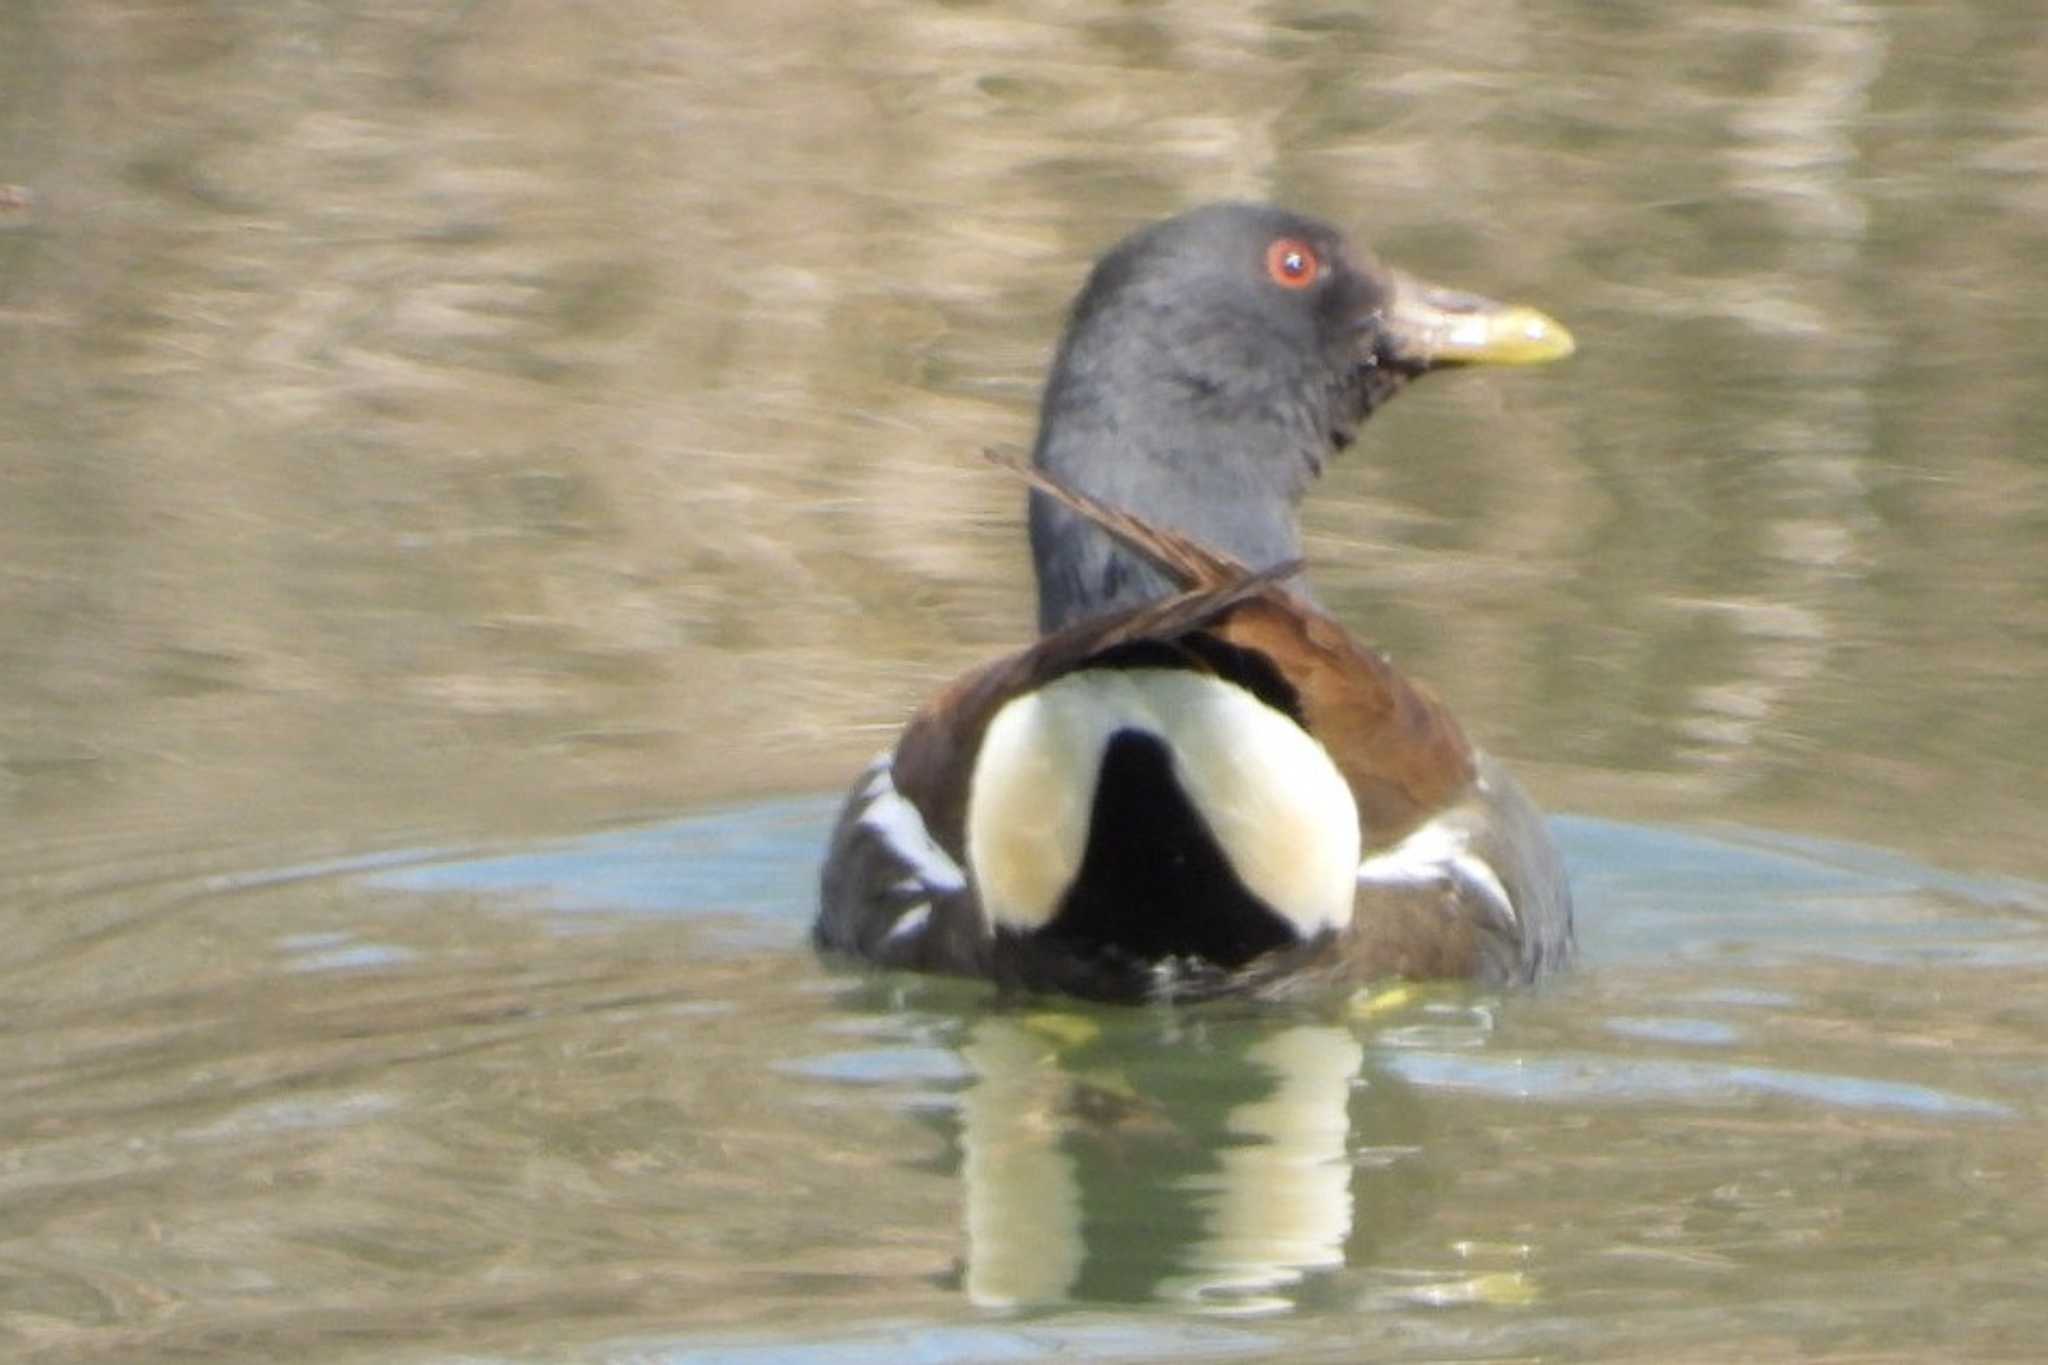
(816, 203, 1575, 1002)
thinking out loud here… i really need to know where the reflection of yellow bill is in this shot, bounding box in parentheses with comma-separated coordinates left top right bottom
(1020, 1010, 1099, 1050)
(1348, 982, 1419, 1018)
(1402, 1270, 1541, 1308)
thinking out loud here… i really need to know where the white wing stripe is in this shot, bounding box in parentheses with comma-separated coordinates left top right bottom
(858, 763, 969, 895)
(1356, 818, 1517, 931)
(881, 903, 933, 946)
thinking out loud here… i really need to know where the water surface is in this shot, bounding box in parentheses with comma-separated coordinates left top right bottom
(3, 1, 2046, 1360)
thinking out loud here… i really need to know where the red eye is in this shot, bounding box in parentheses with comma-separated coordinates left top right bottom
(1265, 238, 1320, 289)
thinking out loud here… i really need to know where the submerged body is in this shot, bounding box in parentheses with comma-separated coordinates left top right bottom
(815, 204, 1575, 1002)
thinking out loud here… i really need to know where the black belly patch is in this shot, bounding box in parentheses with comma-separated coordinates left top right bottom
(1039, 728, 1299, 970)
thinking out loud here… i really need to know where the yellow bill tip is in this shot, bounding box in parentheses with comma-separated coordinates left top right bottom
(1448, 304, 1576, 366)
(1380, 272, 1577, 368)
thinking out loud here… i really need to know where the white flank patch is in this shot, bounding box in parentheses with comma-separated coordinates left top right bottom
(1355, 816, 1516, 929)
(965, 669, 1360, 937)
(857, 760, 968, 895)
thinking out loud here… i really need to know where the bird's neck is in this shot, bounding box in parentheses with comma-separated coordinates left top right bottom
(1024, 317, 1340, 634)
(1028, 428, 1315, 634)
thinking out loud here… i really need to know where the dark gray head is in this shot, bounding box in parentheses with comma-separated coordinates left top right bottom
(1028, 203, 1572, 632)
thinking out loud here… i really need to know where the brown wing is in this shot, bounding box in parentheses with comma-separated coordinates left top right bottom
(1208, 600, 1476, 844)
(933, 454, 1477, 851)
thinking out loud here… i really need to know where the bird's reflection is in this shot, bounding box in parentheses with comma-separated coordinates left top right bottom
(955, 1007, 1432, 1310)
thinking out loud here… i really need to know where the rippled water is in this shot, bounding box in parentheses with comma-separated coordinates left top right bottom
(4, 1, 2047, 1360)
(7, 806, 2046, 1361)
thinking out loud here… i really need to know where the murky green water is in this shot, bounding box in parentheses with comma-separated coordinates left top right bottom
(3, 2, 2046, 1360)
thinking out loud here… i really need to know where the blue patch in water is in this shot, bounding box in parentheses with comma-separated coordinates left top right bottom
(286, 942, 419, 973)
(777, 1046, 973, 1087)
(1380, 1048, 2012, 1118)
(324, 800, 2048, 977)
(1604, 1015, 1744, 1046)
(611, 1317, 1279, 1365)
(275, 930, 418, 973)
(364, 796, 839, 925)
(1681, 986, 1801, 1008)
(1555, 814, 2048, 968)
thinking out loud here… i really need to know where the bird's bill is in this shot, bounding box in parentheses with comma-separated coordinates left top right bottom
(1372, 271, 1576, 370)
